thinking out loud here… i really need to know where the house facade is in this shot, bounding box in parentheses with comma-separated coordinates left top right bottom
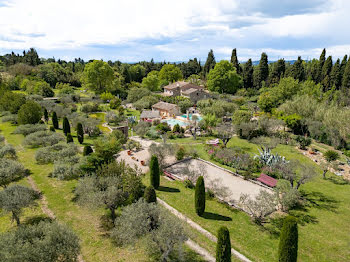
(151, 101, 180, 117)
(163, 81, 207, 103)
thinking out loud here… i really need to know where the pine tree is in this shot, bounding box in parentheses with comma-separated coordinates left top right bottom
(330, 59, 341, 89)
(66, 133, 73, 143)
(290, 56, 305, 82)
(52, 111, 59, 129)
(322, 56, 333, 79)
(342, 59, 350, 89)
(144, 186, 157, 203)
(149, 155, 160, 189)
(243, 59, 254, 89)
(278, 216, 298, 262)
(230, 48, 241, 74)
(76, 123, 84, 144)
(195, 176, 205, 216)
(83, 145, 93, 156)
(203, 49, 216, 76)
(258, 52, 269, 87)
(216, 226, 231, 262)
(62, 117, 70, 136)
(43, 108, 49, 122)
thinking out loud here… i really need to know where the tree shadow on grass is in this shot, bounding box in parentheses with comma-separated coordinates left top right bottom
(300, 190, 339, 213)
(201, 211, 232, 221)
(23, 215, 53, 225)
(327, 176, 350, 186)
(157, 186, 180, 193)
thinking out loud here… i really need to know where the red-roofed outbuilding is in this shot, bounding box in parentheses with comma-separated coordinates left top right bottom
(257, 174, 277, 187)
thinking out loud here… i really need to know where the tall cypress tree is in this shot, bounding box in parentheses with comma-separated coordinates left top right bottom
(322, 56, 333, 79)
(83, 145, 93, 156)
(342, 59, 350, 89)
(76, 123, 84, 144)
(340, 55, 348, 77)
(43, 108, 48, 122)
(149, 155, 160, 189)
(230, 48, 241, 74)
(318, 48, 326, 82)
(195, 176, 205, 216)
(144, 186, 157, 203)
(330, 59, 341, 89)
(278, 216, 298, 262)
(258, 52, 269, 87)
(290, 56, 305, 82)
(243, 59, 254, 89)
(216, 226, 231, 262)
(52, 111, 59, 129)
(62, 117, 71, 136)
(203, 49, 216, 76)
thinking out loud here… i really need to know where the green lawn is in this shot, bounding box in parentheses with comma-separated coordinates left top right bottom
(144, 136, 350, 262)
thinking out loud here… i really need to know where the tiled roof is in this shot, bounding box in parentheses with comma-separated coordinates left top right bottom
(140, 110, 160, 119)
(152, 101, 178, 111)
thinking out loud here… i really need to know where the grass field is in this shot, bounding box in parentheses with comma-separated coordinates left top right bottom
(145, 136, 350, 262)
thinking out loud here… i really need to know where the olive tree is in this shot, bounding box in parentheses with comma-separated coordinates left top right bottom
(0, 158, 26, 188)
(0, 221, 80, 262)
(75, 161, 144, 222)
(0, 185, 38, 225)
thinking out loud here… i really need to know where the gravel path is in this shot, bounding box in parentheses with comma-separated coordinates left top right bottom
(158, 198, 252, 262)
(186, 239, 215, 262)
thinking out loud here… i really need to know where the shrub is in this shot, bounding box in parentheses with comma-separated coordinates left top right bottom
(324, 150, 339, 162)
(195, 176, 205, 216)
(149, 155, 160, 189)
(35, 144, 78, 164)
(49, 126, 55, 132)
(295, 135, 311, 150)
(66, 133, 73, 143)
(17, 101, 42, 125)
(76, 123, 84, 144)
(183, 179, 194, 189)
(81, 103, 100, 113)
(216, 226, 231, 262)
(51, 160, 81, 180)
(83, 145, 93, 156)
(62, 117, 71, 136)
(176, 146, 186, 160)
(14, 124, 47, 136)
(1, 114, 17, 124)
(278, 216, 298, 262)
(23, 131, 65, 147)
(144, 186, 157, 203)
(52, 111, 59, 129)
(0, 144, 17, 159)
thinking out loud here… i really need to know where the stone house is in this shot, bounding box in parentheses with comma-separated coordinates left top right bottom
(151, 101, 180, 117)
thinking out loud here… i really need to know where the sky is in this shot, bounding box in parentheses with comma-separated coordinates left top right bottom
(0, 0, 349, 62)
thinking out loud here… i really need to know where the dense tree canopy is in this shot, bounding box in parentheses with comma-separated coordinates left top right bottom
(17, 101, 42, 125)
(158, 64, 183, 83)
(82, 60, 114, 93)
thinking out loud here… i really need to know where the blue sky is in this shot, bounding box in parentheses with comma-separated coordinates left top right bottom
(0, 0, 349, 62)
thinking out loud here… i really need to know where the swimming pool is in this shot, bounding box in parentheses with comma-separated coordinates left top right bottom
(161, 119, 189, 127)
(180, 114, 202, 121)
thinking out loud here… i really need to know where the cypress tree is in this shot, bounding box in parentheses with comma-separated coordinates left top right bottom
(290, 56, 305, 82)
(342, 59, 350, 89)
(144, 186, 157, 203)
(318, 48, 326, 82)
(66, 133, 73, 143)
(322, 56, 333, 79)
(216, 226, 231, 262)
(330, 59, 341, 89)
(49, 126, 55, 132)
(340, 54, 348, 76)
(43, 108, 48, 122)
(243, 59, 254, 89)
(230, 48, 241, 74)
(270, 59, 285, 84)
(195, 176, 205, 216)
(83, 145, 93, 156)
(278, 216, 298, 262)
(76, 123, 84, 144)
(62, 117, 70, 136)
(52, 111, 59, 129)
(149, 155, 160, 189)
(203, 49, 216, 76)
(258, 52, 269, 87)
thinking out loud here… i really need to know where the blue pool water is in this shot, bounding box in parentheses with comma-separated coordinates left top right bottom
(180, 114, 202, 121)
(161, 119, 189, 127)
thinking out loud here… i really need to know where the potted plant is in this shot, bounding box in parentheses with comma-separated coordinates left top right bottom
(127, 150, 132, 155)
(141, 160, 145, 166)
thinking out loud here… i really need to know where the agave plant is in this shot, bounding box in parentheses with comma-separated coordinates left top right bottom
(254, 146, 289, 167)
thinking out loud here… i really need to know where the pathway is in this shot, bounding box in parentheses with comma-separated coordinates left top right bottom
(157, 198, 252, 262)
